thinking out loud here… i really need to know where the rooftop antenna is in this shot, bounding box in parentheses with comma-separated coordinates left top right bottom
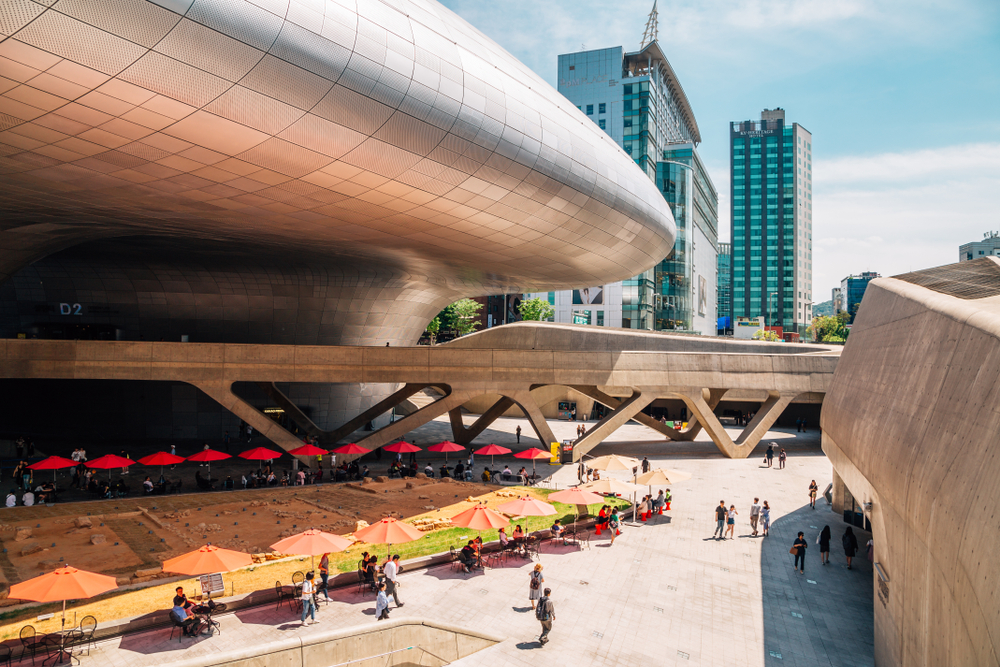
(640, 0, 658, 48)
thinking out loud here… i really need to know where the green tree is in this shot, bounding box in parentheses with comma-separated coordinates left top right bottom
(425, 316, 441, 344)
(810, 314, 850, 343)
(752, 329, 782, 342)
(518, 297, 555, 322)
(449, 298, 483, 336)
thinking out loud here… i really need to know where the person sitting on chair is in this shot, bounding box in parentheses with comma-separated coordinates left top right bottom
(502, 466, 512, 481)
(550, 520, 564, 542)
(439, 464, 451, 478)
(143, 476, 154, 494)
(481, 468, 491, 483)
(171, 595, 201, 636)
(459, 541, 478, 572)
(424, 463, 434, 477)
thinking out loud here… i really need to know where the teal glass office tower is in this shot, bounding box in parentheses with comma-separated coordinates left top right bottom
(730, 109, 813, 337)
(716, 242, 732, 333)
(533, 42, 718, 334)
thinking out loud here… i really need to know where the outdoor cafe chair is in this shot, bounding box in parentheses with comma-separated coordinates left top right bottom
(0, 644, 10, 667)
(448, 547, 463, 572)
(66, 615, 97, 656)
(291, 571, 305, 588)
(19, 625, 45, 665)
(274, 581, 295, 612)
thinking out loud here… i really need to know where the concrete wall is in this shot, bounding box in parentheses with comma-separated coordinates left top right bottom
(821, 259, 1000, 667)
(159, 619, 499, 667)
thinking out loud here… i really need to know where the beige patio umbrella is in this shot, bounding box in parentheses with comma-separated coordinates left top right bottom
(635, 468, 691, 513)
(585, 454, 641, 472)
(580, 478, 645, 523)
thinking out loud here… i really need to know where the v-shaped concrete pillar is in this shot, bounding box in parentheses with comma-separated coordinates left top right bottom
(572, 388, 655, 461)
(507, 390, 558, 448)
(677, 388, 797, 459)
(355, 390, 472, 451)
(449, 396, 516, 445)
(570, 385, 727, 442)
(190, 380, 307, 460)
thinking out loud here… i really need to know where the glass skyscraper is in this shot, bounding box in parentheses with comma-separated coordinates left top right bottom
(730, 109, 813, 338)
(716, 242, 732, 334)
(529, 42, 718, 334)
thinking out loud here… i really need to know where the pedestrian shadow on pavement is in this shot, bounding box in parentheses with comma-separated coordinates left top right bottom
(421, 563, 487, 580)
(515, 641, 543, 650)
(117, 625, 214, 654)
(512, 606, 533, 613)
(761, 502, 874, 666)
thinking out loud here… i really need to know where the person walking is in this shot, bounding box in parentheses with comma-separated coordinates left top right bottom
(577, 461, 585, 483)
(714, 500, 727, 540)
(528, 564, 544, 609)
(842, 526, 859, 569)
(300, 572, 317, 625)
(778, 448, 786, 469)
(818, 525, 831, 565)
(725, 505, 738, 539)
(750, 498, 762, 537)
(375, 582, 391, 620)
(516, 425, 521, 444)
(766, 443, 774, 467)
(608, 508, 621, 545)
(761, 501, 771, 537)
(383, 554, 404, 607)
(319, 552, 331, 600)
(641, 457, 650, 473)
(792, 532, 808, 574)
(808, 480, 818, 509)
(536, 587, 555, 645)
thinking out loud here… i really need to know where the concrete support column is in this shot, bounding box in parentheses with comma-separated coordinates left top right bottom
(831, 466, 847, 515)
(355, 391, 472, 451)
(677, 389, 797, 459)
(572, 389, 655, 461)
(449, 396, 516, 445)
(507, 390, 558, 449)
(190, 380, 307, 463)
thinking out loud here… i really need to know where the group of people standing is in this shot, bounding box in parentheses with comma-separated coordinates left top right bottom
(764, 442, 786, 468)
(791, 525, 870, 574)
(714, 498, 772, 540)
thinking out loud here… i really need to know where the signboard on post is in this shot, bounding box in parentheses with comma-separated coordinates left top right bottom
(199, 573, 225, 600)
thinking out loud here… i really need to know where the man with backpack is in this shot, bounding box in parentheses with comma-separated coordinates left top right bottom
(535, 587, 555, 645)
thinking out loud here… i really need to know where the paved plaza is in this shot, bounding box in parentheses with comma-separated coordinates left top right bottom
(74, 418, 873, 667)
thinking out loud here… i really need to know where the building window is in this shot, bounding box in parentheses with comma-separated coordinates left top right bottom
(599, 103, 606, 114)
(597, 311, 604, 326)
(586, 104, 593, 115)
(598, 119, 606, 129)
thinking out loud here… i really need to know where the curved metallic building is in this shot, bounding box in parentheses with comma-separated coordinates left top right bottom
(0, 0, 675, 432)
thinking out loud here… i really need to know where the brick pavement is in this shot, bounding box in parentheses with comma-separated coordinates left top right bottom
(73, 420, 873, 667)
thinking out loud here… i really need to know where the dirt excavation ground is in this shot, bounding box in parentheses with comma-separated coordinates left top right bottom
(0, 477, 559, 638)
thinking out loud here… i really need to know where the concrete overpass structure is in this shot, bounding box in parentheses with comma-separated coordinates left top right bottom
(1, 322, 838, 460)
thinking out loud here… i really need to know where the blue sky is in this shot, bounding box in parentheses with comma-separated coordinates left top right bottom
(439, 0, 1000, 301)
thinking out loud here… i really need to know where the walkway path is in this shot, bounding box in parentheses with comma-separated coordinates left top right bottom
(85, 428, 873, 667)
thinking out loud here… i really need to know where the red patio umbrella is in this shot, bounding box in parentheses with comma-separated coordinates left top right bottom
(86, 454, 135, 482)
(383, 441, 421, 453)
(186, 448, 230, 477)
(331, 443, 370, 455)
(428, 440, 464, 463)
(137, 451, 186, 479)
(513, 447, 552, 479)
(288, 444, 328, 457)
(27, 456, 76, 484)
(474, 444, 511, 470)
(238, 446, 283, 470)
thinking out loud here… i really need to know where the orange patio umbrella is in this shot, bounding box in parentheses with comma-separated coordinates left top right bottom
(10, 565, 118, 660)
(353, 517, 424, 558)
(548, 487, 606, 530)
(497, 496, 557, 517)
(162, 544, 252, 576)
(451, 505, 509, 530)
(270, 528, 353, 571)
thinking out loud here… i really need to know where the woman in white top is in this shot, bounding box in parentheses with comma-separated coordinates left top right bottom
(5, 492, 16, 507)
(300, 572, 317, 625)
(725, 505, 738, 539)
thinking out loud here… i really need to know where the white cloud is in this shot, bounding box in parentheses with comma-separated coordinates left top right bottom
(812, 143, 1000, 293)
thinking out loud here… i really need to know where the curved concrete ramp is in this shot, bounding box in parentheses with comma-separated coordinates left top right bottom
(159, 618, 500, 667)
